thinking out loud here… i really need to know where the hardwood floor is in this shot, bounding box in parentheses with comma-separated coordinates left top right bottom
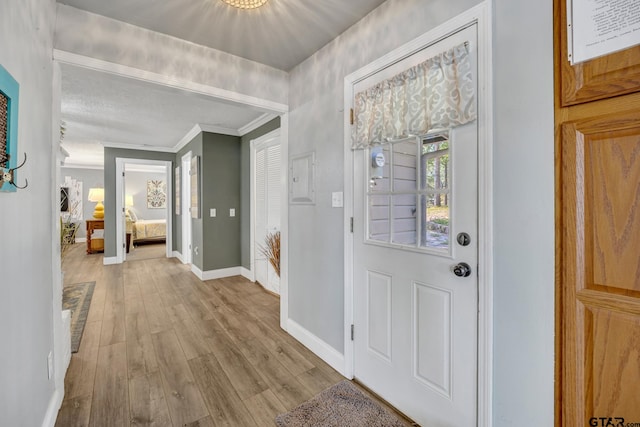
(56, 244, 348, 427)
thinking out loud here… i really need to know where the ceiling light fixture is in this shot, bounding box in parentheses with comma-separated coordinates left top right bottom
(221, 0, 268, 9)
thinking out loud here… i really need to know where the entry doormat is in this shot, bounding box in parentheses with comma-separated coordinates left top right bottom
(62, 281, 95, 353)
(275, 380, 411, 427)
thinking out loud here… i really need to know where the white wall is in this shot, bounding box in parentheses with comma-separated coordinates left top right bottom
(61, 166, 104, 238)
(492, 0, 555, 425)
(288, 0, 482, 358)
(288, 0, 555, 425)
(125, 170, 167, 221)
(0, 0, 58, 426)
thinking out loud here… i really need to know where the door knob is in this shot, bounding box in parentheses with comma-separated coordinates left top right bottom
(451, 262, 472, 278)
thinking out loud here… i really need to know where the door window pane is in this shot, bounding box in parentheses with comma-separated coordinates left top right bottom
(369, 195, 390, 243)
(393, 139, 418, 192)
(421, 134, 449, 192)
(392, 194, 417, 245)
(369, 145, 391, 193)
(421, 194, 450, 250)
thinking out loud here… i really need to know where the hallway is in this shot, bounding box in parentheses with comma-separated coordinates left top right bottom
(56, 245, 344, 426)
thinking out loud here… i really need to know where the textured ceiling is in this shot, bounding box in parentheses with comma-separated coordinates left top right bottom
(60, 64, 264, 167)
(57, 0, 387, 71)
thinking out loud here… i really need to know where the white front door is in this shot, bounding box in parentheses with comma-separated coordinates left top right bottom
(352, 25, 478, 426)
(254, 136, 281, 293)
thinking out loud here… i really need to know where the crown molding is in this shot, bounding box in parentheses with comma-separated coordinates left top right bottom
(238, 113, 277, 136)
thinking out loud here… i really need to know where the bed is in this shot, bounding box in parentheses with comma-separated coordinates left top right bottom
(131, 219, 166, 244)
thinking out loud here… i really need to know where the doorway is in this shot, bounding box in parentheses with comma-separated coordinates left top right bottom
(251, 129, 282, 294)
(115, 158, 173, 264)
(343, 4, 493, 426)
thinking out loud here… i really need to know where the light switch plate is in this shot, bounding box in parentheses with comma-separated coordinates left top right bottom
(332, 191, 344, 208)
(210, 208, 216, 217)
(230, 208, 236, 217)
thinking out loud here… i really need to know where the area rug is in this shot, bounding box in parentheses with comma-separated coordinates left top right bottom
(275, 380, 410, 427)
(62, 281, 95, 353)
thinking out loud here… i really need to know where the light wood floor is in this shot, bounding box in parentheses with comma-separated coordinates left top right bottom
(56, 244, 347, 427)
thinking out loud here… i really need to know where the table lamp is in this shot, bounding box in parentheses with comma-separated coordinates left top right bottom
(88, 188, 105, 219)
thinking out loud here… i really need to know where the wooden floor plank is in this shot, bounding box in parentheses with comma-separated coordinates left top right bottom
(188, 354, 257, 426)
(196, 319, 269, 400)
(243, 389, 287, 426)
(55, 395, 92, 427)
(65, 320, 102, 399)
(125, 300, 158, 380)
(143, 292, 173, 334)
(89, 342, 129, 427)
(151, 329, 209, 426)
(129, 372, 172, 427)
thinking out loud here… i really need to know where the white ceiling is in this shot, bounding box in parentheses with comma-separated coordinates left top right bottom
(57, 0, 388, 168)
(57, 0, 387, 71)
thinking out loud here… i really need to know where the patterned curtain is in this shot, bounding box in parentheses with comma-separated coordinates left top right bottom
(352, 42, 476, 149)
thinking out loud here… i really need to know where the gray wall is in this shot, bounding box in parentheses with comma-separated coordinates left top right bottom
(174, 132, 243, 271)
(0, 0, 57, 425)
(60, 167, 104, 239)
(287, 0, 554, 425)
(201, 133, 241, 271)
(240, 118, 281, 269)
(125, 170, 167, 221)
(103, 148, 175, 257)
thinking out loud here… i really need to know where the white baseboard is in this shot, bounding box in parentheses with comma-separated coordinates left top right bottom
(191, 265, 242, 281)
(61, 310, 71, 372)
(287, 319, 346, 377)
(172, 251, 184, 263)
(103, 256, 118, 265)
(75, 237, 86, 243)
(41, 389, 63, 427)
(240, 267, 254, 281)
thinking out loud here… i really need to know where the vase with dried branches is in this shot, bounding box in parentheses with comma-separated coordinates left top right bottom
(259, 231, 280, 277)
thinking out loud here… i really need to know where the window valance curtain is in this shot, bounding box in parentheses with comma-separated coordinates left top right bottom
(352, 42, 476, 149)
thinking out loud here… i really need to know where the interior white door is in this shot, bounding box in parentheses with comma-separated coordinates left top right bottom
(182, 154, 192, 264)
(254, 141, 281, 293)
(352, 25, 478, 426)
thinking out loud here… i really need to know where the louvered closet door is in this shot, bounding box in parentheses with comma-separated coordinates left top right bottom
(255, 143, 281, 294)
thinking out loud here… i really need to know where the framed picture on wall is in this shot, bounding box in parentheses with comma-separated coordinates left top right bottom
(147, 179, 166, 209)
(0, 64, 20, 192)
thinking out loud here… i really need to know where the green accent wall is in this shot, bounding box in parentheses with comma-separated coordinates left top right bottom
(240, 118, 281, 269)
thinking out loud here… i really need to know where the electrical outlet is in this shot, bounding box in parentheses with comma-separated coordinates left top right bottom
(47, 351, 53, 380)
(229, 208, 236, 217)
(210, 208, 216, 217)
(332, 191, 344, 208)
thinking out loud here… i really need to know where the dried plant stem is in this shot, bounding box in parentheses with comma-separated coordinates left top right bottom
(259, 231, 280, 277)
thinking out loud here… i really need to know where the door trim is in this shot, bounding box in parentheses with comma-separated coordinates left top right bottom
(115, 157, 173, 264)
(342, 3, 493, 425)
(181, 151, 192, 264)
(249, 128, 281, 284)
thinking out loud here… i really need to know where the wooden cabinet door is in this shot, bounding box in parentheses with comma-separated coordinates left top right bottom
(556, 0, 640, 425)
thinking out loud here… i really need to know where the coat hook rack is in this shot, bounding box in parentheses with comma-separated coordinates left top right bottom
(1, 152, 28, 190)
